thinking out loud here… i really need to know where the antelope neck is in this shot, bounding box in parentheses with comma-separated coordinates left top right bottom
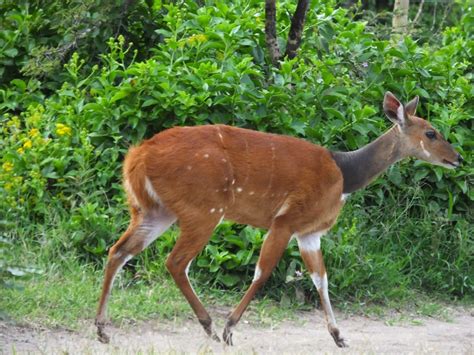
(331, 126, 404, 194)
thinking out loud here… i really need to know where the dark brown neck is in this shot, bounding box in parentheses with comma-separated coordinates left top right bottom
(331, 127, 404, 194)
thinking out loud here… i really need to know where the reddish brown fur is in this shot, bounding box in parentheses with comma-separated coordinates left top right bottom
(132, 125, 343, 231)
(95, 92, 460, 348)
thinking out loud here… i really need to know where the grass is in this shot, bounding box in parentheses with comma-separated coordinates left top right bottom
(1, 184, 472, 331)
(1, 244, 302, 330)
(2, 251, 470, 332)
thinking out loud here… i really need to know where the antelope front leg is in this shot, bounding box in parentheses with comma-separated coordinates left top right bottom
(297, 232, 348, 348)
(223, 221, 292, 345)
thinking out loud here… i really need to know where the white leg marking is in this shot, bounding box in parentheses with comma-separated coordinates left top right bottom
(420, 140, 431, 157)
(296, 231, 324, 252)
(101, 254, 133, 315)
(185, 259, 192, 276)
(253, 265, 262, 282)
(140, 211, 177, 249)
(185, 259, 199, 297)
(145, 177, 161, 204)
(311, 272, 337, 325)
(310, 272, 323, 289)
(321, 273, 337, 326)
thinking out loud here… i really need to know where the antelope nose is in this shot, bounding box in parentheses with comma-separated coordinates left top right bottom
(457, 153, 463, 164)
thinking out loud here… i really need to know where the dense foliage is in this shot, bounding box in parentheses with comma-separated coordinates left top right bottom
(1, 0, 472, 304)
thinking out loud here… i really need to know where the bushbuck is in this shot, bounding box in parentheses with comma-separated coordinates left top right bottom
(95, 92, 462, 347)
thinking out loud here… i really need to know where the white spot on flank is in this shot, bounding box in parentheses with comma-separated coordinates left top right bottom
(222, 158, 227, 163)
(210, 208, 216, 213)
(145, 177, 161, 204)
(204, 154, 209, 158)
(219, 208, 224, 213)
(232, 179, 236, 185)
(296, 231, 325, 252)
(249, 191, 255, 195)
(218, 133, 223, 139)
(253, 265, 262, 282)
(236, 187, 243, 193)
(420, 140, 431, 157)
(187, 165, 192, 170)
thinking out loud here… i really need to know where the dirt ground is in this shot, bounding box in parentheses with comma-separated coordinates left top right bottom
(1, 308, 473, 354)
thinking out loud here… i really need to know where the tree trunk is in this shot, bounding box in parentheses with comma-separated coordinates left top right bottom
(284, 0, 309, 59)
(265, 0, 281, 66)
(392, 0, 410, 35)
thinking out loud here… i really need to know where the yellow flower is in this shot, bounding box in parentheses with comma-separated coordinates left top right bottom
(56, 123, 72, 136)
(28, 112, 42, 126)
(2, 162, 13, 172)
(186, 34, 208, 46)
(4, 182, 13, 191)
(23, 139, 33, 149)
(17, 147, 25, 155)
(7, 116, 20, 129)
(29, 128, 40, 137)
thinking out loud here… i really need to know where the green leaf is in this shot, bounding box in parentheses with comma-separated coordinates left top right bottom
(3, 48, 18, 57)
(110, 88, 133, 103)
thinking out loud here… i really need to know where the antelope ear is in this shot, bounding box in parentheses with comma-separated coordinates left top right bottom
(383, 91, 406, 127)
(405, 96, 419, 116)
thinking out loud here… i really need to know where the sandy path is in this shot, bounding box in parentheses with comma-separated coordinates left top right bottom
(2, 310, 473, 354)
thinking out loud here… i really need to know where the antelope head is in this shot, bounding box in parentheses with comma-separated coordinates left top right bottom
(383, 92, 462, 169)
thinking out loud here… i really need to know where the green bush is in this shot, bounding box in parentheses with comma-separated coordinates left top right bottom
(1, 0, 472, 302)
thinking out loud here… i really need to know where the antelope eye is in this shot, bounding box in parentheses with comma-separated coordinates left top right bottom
(425, 130, 436, 139)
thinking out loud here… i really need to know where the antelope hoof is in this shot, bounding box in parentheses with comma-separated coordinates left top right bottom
(95, 320, 110, 344)
(97, 326, 110, 344)
(199, 318, 220, 342)
(330, 327, 348, 348)
(211, 332, 221, 343)
(223, 326, 233, 346)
